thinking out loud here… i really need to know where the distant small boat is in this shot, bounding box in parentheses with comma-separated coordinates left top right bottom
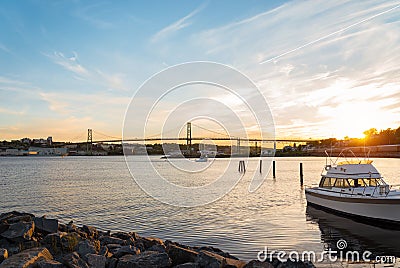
(195, 155, 208, 162)
(305, 149, 400, 224)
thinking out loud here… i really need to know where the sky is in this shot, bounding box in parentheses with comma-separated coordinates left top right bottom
(1, 0, 400, 142)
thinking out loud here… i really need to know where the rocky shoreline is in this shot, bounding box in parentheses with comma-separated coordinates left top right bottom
(0, 211, 314, 268)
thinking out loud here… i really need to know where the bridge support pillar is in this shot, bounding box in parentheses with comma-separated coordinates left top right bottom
(87, 129, 93, 155)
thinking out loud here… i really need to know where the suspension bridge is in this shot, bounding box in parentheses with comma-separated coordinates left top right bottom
(65, 122, 317, 153)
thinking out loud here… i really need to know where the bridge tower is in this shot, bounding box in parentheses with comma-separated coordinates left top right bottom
(86, 129, 93, 155)
(186, 122, 192, 152)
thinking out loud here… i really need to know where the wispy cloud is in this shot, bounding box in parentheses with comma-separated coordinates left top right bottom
(0, 42, 10, 53)
(45, 51, 89, 77)
(45, 51, 129, 91)
(182, 0, 400, 138)
(151, 4, 205, 43)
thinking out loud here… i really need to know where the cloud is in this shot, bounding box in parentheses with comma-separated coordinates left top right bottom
(45, 51, 89, 77)
(181, 0, 400, 138)
(0, 42, 10, 53)
(151, 4, 205, 43)
(45, 51, 129, 91)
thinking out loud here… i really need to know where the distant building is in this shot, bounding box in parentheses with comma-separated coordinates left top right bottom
(32, 138, 47, 144)
(47, 136, 53, 145)
(21, 138, 31, 144)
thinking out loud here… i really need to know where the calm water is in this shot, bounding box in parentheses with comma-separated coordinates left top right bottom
(1, 156, 400, 264)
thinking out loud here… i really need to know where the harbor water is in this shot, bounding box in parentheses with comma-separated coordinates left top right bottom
(1, 156, 400, 263)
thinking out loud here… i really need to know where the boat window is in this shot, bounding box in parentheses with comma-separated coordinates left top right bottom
(355, 179, 367, 187)
(366, 178, 380, 187)
(347, 179, 355, 187)
(320, 177, 333, 188)
(334, 178, 350, 188)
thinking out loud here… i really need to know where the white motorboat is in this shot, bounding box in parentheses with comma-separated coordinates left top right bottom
(305, 150, 400, 224)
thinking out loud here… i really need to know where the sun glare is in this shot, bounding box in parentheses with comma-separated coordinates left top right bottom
(323, 102, 394, 139)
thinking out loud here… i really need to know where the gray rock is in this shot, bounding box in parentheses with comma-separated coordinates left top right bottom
(174, 263, 200, 268)
(0, 247, 53, 268)
(41, 233, 63, 255)
(36, 259, 66, 268)
(0, 221, 35, 242)
(99, 236, 125, 246)
(61, 252, 89, 268)
(66, 222, 77, 233)
(0, 212, 34, 223)
(77, 240, 98, 259)
(148, 244, 166, 253)
(106, 258, 118, 268)
(113, 245, 140, 258)
(167, 244, 198, 266)
(34, 217, 59, 234)
(139, 237, 164, 249)
(0, 223, 9, 235)
(86, 253, 106, 268)
(196, 251, 225, 268)
(116, 251, 171, 268)
(21, 240, 40, 251)
(81, 226, 97, 239)
(110, 232, 131, 241)
(244, 260, 274, 268)
(0, 248, 8, 263)
(98, 246, 109, 257)
(7, 215, 33, 224)
(60, 232, 81, 253)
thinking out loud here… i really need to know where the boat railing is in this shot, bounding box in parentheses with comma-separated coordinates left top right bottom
(324, 148, 371, 167)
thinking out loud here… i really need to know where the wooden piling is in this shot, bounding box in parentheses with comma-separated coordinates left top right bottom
(238, 160, 246, 173)
(300, 162, 304, 185)
(273, 160, 276, 178)
(259, 160, 262, 173)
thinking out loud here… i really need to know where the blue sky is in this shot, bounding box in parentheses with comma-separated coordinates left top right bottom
(1, 0, 400, 141)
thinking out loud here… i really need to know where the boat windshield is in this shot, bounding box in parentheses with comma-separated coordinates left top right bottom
(319, 177, 383, 188)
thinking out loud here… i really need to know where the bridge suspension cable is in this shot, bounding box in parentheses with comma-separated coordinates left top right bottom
(92, 130, 121, 140)
(191, 123, 230, 138)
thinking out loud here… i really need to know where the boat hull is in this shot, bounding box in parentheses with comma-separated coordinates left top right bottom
(305, 189, 400, 223)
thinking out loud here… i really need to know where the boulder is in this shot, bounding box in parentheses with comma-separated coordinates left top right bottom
(110, 232, 131, 241)
(167, 244, 198, 266)
(147, 244, 166, 253)
(7, 215, 33, 224)
(174, 264, 200, 268)
(86, 253, 106, 268)
(140, 237, 164, 249)
(61, 252, 88, 268)
(0, 248, 8, 263)
(0, 221, 35, 242)
(99, 236, 125, 246)
(21, 240, 41, 251)
(244, 260, 274, 268)
(34, 217, 59, 234)
(106, 258, 118, 268)
(113, 245, 140, 258)
(66, 222, 77, 233)
(196, 251, 225, 268)
(198, 246, 238, 260)
(81, 226, 97, 239)
(0, 247, 52, 268)
(41, 233, 63, 256)
(77, 240, 99, 260)
(36, 259, 65, 268)
(116, 251, 171, 268)
(60, 232, 81, 252)
(0, 224, 9, 235)
(0, 212, 34, 223)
